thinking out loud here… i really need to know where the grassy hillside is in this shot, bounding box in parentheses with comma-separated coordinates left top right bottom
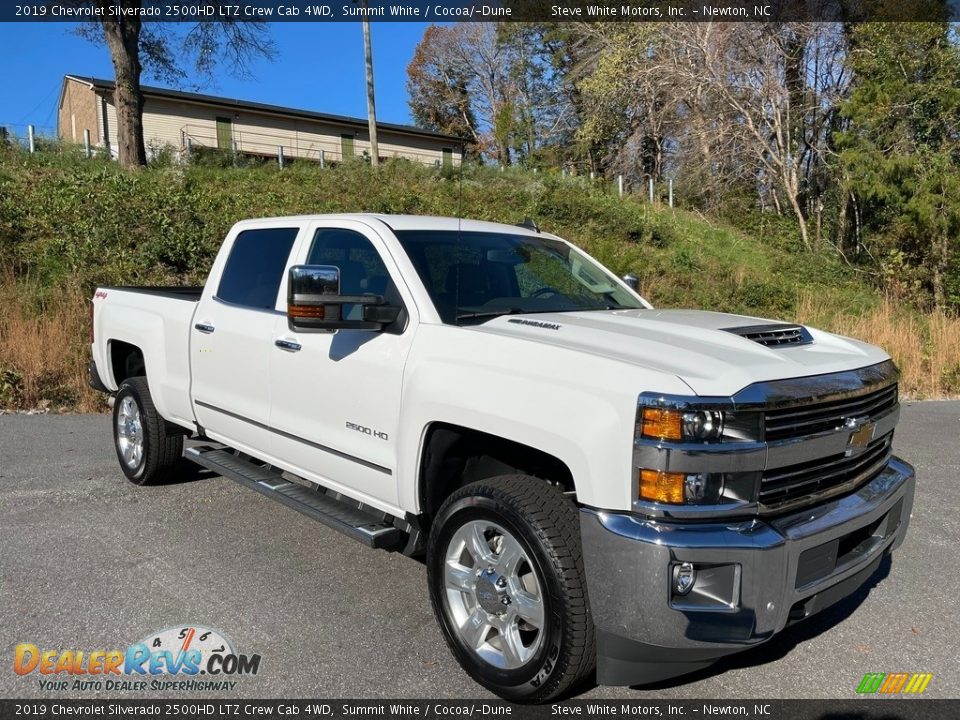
(1, 147, 957, 411)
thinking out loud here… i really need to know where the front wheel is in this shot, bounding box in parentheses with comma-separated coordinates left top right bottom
(427, 476, 595, 701)
(113, 377, 183, 485)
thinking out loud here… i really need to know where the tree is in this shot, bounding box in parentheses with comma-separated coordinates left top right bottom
(407, 23, 566, 165)
(839, 21, 960, 309)
(76, 1, 275, 168)
(407, 25, 480, 156)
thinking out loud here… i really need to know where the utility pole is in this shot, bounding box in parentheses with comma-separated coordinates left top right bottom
(362, 18, 379, 168)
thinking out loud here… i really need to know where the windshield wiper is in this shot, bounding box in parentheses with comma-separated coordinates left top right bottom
(456, 308, 528, 325)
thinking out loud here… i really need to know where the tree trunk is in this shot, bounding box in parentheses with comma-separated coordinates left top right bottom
(100, 9, 146, 168)
(786, 190, 811, 251)
(932, 231, 949, 311)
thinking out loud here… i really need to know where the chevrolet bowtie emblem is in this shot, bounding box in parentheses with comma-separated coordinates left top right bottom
(844, 416, 876, 453)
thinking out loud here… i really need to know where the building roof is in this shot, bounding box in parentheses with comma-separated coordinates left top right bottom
(63, 74, 465, 144)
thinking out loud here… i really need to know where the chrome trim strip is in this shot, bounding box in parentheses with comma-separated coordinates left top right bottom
(212, 295, 288, 317)
(193, 399, 392, 475)
(731, 359, 898, 410)
(764, 404, 899, 470)
(633, 440, 766, 474)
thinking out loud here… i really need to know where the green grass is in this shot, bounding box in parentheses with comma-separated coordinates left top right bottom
(0, 147, 881, 323)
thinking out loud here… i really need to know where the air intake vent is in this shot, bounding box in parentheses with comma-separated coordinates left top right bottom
(723, 323, 813, 347)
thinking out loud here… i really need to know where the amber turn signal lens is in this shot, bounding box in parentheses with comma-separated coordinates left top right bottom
(288, 304, 326, 319)
(640, 407, 683, 441)
(639, 469, 685, 504)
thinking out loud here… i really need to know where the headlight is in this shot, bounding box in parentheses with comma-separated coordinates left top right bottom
(639, 407, 726, 442)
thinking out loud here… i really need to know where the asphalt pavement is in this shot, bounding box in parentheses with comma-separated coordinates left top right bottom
(1, 402, 957, 699)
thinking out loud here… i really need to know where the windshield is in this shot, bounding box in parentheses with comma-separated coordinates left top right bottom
(393, 230, 645, 324)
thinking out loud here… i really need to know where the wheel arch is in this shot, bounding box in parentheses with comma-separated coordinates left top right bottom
(109, 339, 147, 387)
(416, 422, 576, 527)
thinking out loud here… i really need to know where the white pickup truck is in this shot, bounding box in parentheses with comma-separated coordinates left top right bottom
(90, 214, 914, 700)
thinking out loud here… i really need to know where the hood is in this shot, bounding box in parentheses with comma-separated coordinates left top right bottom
(468, 308, 889, 396)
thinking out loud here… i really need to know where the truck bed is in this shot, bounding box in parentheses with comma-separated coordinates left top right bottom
(100, 286, 204, 301)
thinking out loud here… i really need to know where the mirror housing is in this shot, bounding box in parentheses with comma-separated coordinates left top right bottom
(287, 265, 402, 332)
(622, 273, 640, 292)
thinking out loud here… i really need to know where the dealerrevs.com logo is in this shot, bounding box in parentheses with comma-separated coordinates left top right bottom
(14, 625, 261, 692)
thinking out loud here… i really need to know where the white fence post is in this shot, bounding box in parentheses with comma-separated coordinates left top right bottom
(618, 174, 624, 197)
(590, 171, 595, 181)
(278, 146, 284, 169)
(649, 177, 654, 203)
(83, 129, 91, 158)
(668, 178, 674, 208)
(27, 125, 35, 153)
(319, 149, 325, 168)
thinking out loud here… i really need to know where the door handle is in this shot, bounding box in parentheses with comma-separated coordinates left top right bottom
(274, 338, 302, 352)
(194, 322, 215, 334)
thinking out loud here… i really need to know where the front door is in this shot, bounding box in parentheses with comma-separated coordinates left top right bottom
(216, 117, 233, 150)
(191, 225, 301, 454)
(269, 220, 415, 507)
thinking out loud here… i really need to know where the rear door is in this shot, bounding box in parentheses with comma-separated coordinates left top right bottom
(268, 219, 417, 507)
(191, 224, 302, 454)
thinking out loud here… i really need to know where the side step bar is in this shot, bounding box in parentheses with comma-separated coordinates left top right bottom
(185, 446, 405, 550)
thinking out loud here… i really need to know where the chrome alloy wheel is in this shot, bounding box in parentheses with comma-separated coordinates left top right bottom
(115, 396, 144, 470)
(443, 520, 546, 670)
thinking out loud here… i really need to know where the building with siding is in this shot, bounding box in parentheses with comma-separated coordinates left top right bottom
(57, 74, 462, 167)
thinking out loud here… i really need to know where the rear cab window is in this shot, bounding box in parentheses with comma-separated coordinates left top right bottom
(217, 227, 300, 310)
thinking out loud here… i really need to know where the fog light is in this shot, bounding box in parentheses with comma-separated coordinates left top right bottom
(673, 562, 696, 595)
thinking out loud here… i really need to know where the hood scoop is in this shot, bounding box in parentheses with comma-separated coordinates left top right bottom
(722, 323, 813, 348)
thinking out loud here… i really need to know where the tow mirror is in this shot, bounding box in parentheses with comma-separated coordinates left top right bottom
(287, 265, 402, 332)
(622, 273, 640, 292)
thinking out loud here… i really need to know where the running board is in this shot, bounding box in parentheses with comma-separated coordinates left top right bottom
(184, 446, 405, 550)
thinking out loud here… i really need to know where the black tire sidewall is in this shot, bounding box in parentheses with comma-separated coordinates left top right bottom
(427, 493, 567, 700)
(113, 383, 151, 484)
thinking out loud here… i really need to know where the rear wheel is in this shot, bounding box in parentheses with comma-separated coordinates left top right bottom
(113, 377, 183, 485)
(427, 476, 595, 701)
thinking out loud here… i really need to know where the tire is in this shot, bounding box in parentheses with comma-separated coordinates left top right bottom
(427, 475, 596, 702)
(112, 377, 184, 485)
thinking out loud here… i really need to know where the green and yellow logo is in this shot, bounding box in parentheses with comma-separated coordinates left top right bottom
(857, 672, 933, 694)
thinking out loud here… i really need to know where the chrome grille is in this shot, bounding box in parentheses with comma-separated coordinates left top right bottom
(760, 433, 893, 507)
(723, 324, 813, 347)
(764, 383, 898, 442)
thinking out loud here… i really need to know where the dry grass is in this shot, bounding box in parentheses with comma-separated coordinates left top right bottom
(0, 273, 104, 412)
(1, 274, 957, 412)
(796, 293, 960, 399)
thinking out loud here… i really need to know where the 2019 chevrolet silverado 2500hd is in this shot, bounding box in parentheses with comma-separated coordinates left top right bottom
(89, 214, 914, 701)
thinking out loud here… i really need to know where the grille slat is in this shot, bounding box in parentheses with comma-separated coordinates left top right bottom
(760, 435, 892, 504)
(764, 383, 898, 442)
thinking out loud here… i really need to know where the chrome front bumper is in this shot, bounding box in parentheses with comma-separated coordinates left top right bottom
(581, 456, 915, 686)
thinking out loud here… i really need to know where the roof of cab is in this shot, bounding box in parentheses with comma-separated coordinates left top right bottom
(234, 213, 547, 238)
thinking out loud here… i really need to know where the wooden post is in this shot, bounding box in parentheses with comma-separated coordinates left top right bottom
(649, 177, 654, 203)
(618, 174, 624, 197)
(27, 125, 35, 153)
(319, 149, 325, 168)
(362, 19, 379, 168)
(278, 146, 285, 169)
(83, 129, 91, 158)
(668, 178, 674, 208)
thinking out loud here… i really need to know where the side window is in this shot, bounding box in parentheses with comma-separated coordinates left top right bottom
(217, 227, 299, 309)
(307, 228, 394, 320)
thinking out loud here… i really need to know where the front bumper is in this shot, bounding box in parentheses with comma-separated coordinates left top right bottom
(581, 456, 915, 686)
